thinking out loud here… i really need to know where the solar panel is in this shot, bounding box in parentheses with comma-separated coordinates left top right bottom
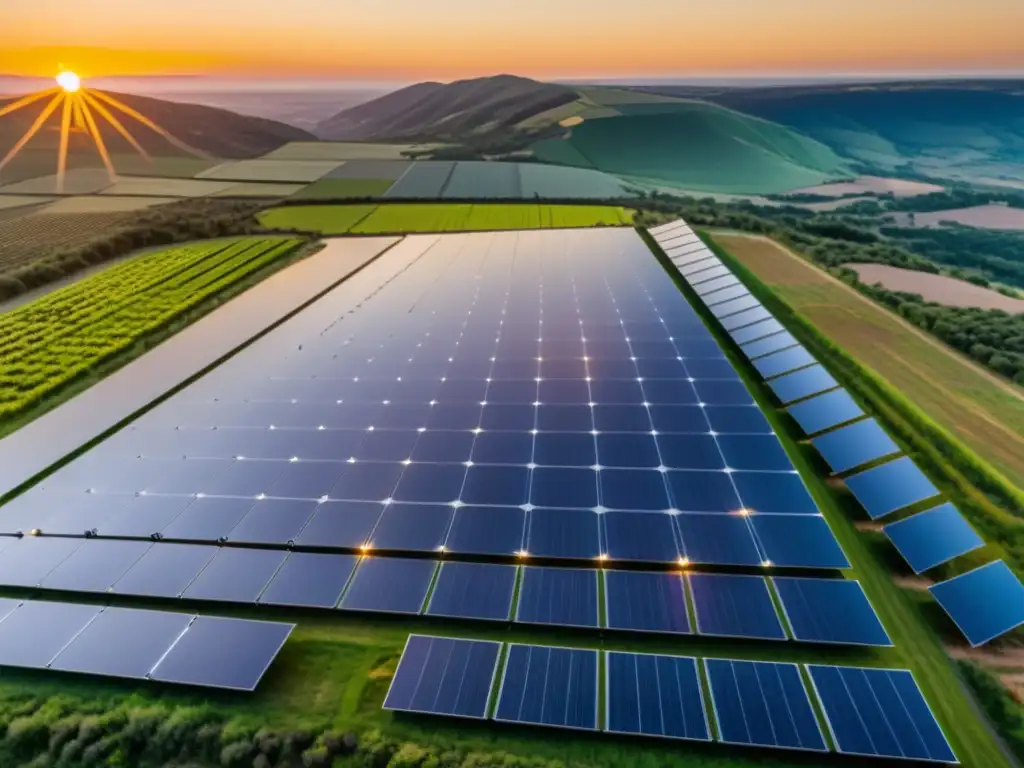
(181, 547, 287, 603)
(257, 552, 358, 609)
(425, 562, 517, 621)
(844, 456, 940, 520)
(675, 513, 762, 567)
(787, 389, 864, 435)
(526, 508, 600, 559)
(39, 539, 153, 593)
(601, 511, 680, 563)
(649, 219, 687, 236)
(728, 318, 786, 346)
(709, 295, 762, 320)
(720, 306, 773, 331)
(110, 542, 217, 598)
(0, 536, 83, 587)
(882, 503, 984, 574)
(294, 501, 384, 549)
(690, 266, 737, 287)
(339, 556, 436, 615)
(678, 257, 722, 278)
(688, 573, 786, 640)
(384, 635, 501, 719)
(717, 434, 794, 471)
(811, 418, 902, 474)
(738, 331, 799, 360)
(444, 506, 525, 556)
(807, 665, 957, 763)
(160, 496, 255, 541)
(750, 514, 850, 569)
(49, 606, 192, 680)
(367, 503, 455, 552)
(604, 570, 690, 634)
(671, 249, 715, 267)
(733, 471, 819, 515)
(703, 404, 772, 434)
(149, 615, 294, 691)
(693, 275, 740, 296)
(494, 644, 598, 731)
(515, 566, 599, 628)
(929, 561, 1024, 646)
(773, 577, 892, 646)
(768, 364, 839, 405)
(753, 345, 817, 380)
(0, 600, 101, 668)
(606, 652, 710, 741)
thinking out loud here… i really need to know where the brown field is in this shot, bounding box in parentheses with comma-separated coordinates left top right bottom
(36, 196, 179, 214)
(0, 169, 113, 196)
(847, 263, 1024, 313)
(890, 204, 1024, 231)
(0, 195, 49, 211)
(788, 175, 944, 198)
(0, 213, 131, 273)
(713, 233, 1024, 487)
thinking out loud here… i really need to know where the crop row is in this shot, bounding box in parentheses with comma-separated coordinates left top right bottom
(0, 213, 134, 272)
(0, 237, 304, 420)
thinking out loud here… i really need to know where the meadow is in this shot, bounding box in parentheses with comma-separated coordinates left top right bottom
(258, 203, 634, 235)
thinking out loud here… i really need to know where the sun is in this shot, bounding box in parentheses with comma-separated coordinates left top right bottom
(56, 71, 81, 93)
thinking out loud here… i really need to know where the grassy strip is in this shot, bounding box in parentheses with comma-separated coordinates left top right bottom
(956, 660, 1024, 763)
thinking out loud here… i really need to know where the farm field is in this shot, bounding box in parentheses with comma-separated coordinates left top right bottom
(712, 233, 1024, 487)
(0, 195, 48, 211)
(35, 196, 179, 214)
(197, 159, 341, 182)
(209, 182, 306, 198)
(0, 169, 113, 196)
(847, 263, 1024, 312)
(99, 177, 236, 197)
(324, 160, 411, 179)
(292, 178, 395, 200)
(260, 141, 441, 161)
(788, 176, 945, 197)
(0, 213, 134, 272)
(0, 236, 304, 424)
(890, 204, 1024, 231)
(257, 203, 634, 234)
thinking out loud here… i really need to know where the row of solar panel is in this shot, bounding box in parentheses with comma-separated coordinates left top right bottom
(0, 598, 291, 691)
(654, 221, 1024, 646)
(0, 496, 848, 568)
(385, 632, 957, 763)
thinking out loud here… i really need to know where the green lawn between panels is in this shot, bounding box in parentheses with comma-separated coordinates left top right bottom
(257, 202, 635, 235)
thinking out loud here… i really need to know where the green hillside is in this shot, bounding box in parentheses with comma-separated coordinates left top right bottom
(532, 101, 852, 194)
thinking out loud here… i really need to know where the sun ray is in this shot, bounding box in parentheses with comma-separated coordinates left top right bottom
(0, 92, 65, 175)
(78, 96, 118, 184)
(56, 93, 73, 194)
(0, 87, 61, 120)
(89, 89, 211, 159)
(71, 93, 87, 132)
(83, 90, 151, 163)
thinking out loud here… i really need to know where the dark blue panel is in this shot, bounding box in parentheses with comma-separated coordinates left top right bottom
(648, 405, 710, 433)
(150, 616, 293, 691)
(706, 659, 826, 751)
(495, 644, 598, 730)
(593, 405, 653, 432)
(689, 573, 786, 640)
(683, 358, 741, 380)
(600, 469, 669, 510)
(787, 390, 864, 435)
(531, 467, 598, 508)
(675, 513, 762, 566)
(110, 542, 217, 598)
(182, 547, 287, 603)
(340, 556, 436, 614)
(716, 434, 793, 472)
(428, 404, 482, 430)
(534, 433, 596, 467)
(720, 306, 773, 332)
(590, 379, 645, 404)
(773, 577, 891, 646)
(733, 471, 819, 515)
(227, 498, 319, 545)
(444, 506, 525, 556)
(811, 418, 901, 474)
(0, 601, 101, 668)
(355, 430, 419, 461)
(751, 514, 850, 569)
(329, 462, 404, 501)
(883, 503, 984, 574)
(739, 331, 799, 360)
(40, 539, 152, 593)
(845, 457, 940, 520)
(526, 508, 600, 559)
(692, 379, 753, 406)
(265, 460, 348, 499)
(258, 552, 358, 609)
(368, 503, 454, 552)
(461, 465, 529, 506)
(295, 501, 381, 549)
(100, 493, 197, 538)
(606, 652, 709, 741)
(596, 434, 660, 468)
(604, 570, 690, 634)
(666, 471, 741, 513)
(807, 665, 957, 763)
(656, 434, 725, 470)
(930, 561, 1024, 647)
(384, 635, 501, 718)
(728, 318, 786, 346)
(471, 431, 533, 464)
(0, 536, 83, 587)
(602, 511, 680, 563)
(703, 405, 772, 434)
(515, 566, 599, 628)
(643, 379, 698, 405)
(752, 345, 816, 379)
(425, 562, 517, 621)
(410, 432, 474, 463)
(160, 496, 254, 542)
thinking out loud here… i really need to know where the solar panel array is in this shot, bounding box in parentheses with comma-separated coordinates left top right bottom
(385, 632, 956, 762)
(0, 598, 292, 690)
(928, 561, 1024, 647)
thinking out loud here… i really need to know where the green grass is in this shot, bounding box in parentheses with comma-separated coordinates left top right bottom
(258, 203, 634, 235)
(290, 178, 396, 200)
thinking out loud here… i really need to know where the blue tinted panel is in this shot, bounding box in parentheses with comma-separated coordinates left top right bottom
(495, 644, 598, 730)
(690, 574, 785, 640)
(516, 566, 598, 628)
(606, 652, 709, 741)
(0, 601, 101, 668)
(602, 511, 679, 563)
(329, 462, 404, 501)
(657, 434, 724, 470)
(471, 432, 533, 464)
(527, 508, 600, 559)
(774, 577, 891, 646)
(739, 332, 799, 360)
(0, 536, 83, 587)
(294, 501, 383, 549)
(733, 471, 819, 515)
(111, 542, 217, 598)
(808, 665, 957, 763)
(666, 471, 740, 513)
(787, 390, 864, 435)
(182, 547, 287, 603)
(604, 570, 690, 634)
(648, 405, 710, 433)
(596, 434, 660, 468)
(706, 659, 826, 751)
(700, 285, 750, 307)
(258, 552, 357, 609)
(845, 457, 940, 520)
(368, 503, 454, 552)
(703, 405, 772, 434)
(392, 463, 467, 503)
(426, 562, 517, 621)
(717, 434, 793, 472)
(811, 418, 901, 474)
(531, 467, 598, 508)
(709, 295, 762, 319)
(445, 506, 525, 556)
(40, 539, 152, 593)
(751, 515, 850, 569)
(683, 358, 740, 380)
(461, 466, 529, 506)
(384, 635, 501, 719)
(720, 306, 773, 331)
(340, 557, 436, 614)
(767, 364, 839, 405)
(930, 561, 1024, 647)
(227, 498, 319, 546)
(692, 379, 753, 406)
(753, 346, 816, 379)
(883, 503, 984, 574)
(600, 469, 669, 511)
(161, 496, 255, 541)
(676, 513, 762, 567)
(729, 318, 786, 346)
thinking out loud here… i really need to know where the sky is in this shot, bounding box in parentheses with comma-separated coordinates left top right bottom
(1, 0, 1022, 81)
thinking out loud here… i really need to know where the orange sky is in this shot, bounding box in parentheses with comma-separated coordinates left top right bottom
(1, 0, 1022, 79)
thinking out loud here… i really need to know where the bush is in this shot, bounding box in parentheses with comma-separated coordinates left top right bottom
(958, 661, 1024, 762)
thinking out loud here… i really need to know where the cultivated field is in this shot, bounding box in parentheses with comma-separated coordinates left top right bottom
(258, 203, 634, 235)
(36, 196, 179, 214)
(848, 263, 1024, 313)
(209, 182, 305, 198)
(99, 177, 236, 198)
(890, 204, 1024, 231)
(260, 141, 441, 161)
(788, 175, 944, 197)
(0, 169, 113, 196)
(291, 179, 395, 200)
(0, 237, 303, 422)
(0, 213, 134, 272)
(0, 196, 48, 211)
(713, 233, 1024, 487)
(197, 159, 341, 183)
